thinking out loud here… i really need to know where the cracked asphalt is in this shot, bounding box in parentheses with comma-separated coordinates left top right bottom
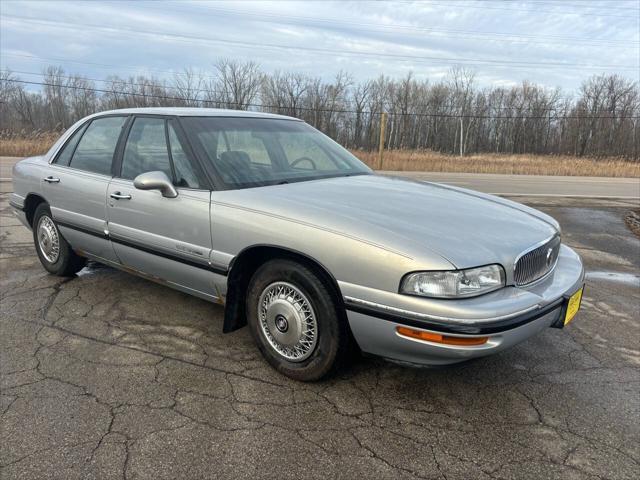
(1, 180, 639, 480)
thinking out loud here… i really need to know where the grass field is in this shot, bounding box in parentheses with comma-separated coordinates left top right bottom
(355, 150, 640, 178)
(1, 132, 638, 177)
(0, 132, 61, 158)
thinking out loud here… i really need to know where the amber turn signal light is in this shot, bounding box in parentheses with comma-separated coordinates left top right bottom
(396, 326, 488, 346)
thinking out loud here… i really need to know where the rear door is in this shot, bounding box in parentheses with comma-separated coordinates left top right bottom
(106, 116, 218, 299)
(43, 115, 127, 262)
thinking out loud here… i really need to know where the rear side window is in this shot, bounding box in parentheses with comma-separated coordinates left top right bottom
(69, 116, 126, 175)
(53, 124, 87, 166)
(121, 117, 173, 181)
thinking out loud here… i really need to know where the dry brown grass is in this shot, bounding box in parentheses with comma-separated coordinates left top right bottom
(353, 149, 640, 178)
(0, 131, 61, 157)
(1, 133, 637, 177)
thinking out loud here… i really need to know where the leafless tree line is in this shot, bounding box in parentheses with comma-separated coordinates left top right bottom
(1, 60, 638, 158)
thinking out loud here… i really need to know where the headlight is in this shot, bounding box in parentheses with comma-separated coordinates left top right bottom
(400, 265, 505, 298)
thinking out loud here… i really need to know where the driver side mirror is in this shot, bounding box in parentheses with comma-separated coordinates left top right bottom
(133, 171, 178, 198)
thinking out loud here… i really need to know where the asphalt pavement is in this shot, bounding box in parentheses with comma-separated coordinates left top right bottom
(1, 163, 639, 479)
(380, 171, 640, 198)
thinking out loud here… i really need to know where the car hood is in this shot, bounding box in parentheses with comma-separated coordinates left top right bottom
(216, 174, 559, 269)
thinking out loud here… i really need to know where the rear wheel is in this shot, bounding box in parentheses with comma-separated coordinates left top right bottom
(246, 259, 349, 381)
(32, 203, 86, 276)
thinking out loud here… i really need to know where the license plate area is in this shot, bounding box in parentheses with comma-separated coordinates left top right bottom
(550, 285, 584, 329)
(564, 287, 583, 325)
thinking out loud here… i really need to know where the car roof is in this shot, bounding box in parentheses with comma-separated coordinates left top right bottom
(93, 107, 301, 121)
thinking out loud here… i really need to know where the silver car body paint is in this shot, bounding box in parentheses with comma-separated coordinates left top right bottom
(10, 107, 585, 367)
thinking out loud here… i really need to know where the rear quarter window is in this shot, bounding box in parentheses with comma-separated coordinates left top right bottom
(53, 124, 87, 166)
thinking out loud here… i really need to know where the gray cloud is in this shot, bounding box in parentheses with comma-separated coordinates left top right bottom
(1, 0, 638, 94)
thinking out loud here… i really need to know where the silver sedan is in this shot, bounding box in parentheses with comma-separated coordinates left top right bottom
(10, 108, 585, 381)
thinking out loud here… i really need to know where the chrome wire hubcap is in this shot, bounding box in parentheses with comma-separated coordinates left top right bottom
(258, 282, 318, 362)
(37, 216, 60, 263)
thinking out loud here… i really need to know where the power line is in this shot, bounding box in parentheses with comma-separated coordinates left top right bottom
(0, 53, 590, 101)
(4, 52, 592, 100)
(6, 69, 235, 98)
(4, 78, 637, 120)
(2, 14, 637, 71)
(3, 68, 580, 112)
(2, 53, 225, 83)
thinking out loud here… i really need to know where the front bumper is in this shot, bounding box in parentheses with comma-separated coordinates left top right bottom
(343, 244, 585, 366)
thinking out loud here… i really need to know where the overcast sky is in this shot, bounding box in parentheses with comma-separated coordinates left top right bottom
(1, 0, 638, 95)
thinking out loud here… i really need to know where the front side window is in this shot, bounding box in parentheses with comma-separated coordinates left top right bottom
(167, 121, 202, 189)
(121, 117, 173, 181)
(182, 117, 371, 188)
(69, 116, 126, 175)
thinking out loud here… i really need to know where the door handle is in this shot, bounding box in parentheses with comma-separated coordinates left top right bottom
(43, 176, 60, 183)
(110, 192, 132, 200)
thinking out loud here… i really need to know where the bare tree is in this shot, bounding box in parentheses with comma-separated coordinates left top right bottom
(1, 63, 638, 159)
(209, 58, 262, 109)
(173, 68, 203, 107)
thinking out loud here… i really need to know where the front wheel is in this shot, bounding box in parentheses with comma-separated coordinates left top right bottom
(32, 203, 86, 276)
(246, 259, 350, 381)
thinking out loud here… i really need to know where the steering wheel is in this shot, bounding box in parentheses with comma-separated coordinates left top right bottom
(290, 156, 317, 170)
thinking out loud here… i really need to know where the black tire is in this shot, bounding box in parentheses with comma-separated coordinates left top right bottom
(246, 259, 350, 381)
(32, 203, 86, 276)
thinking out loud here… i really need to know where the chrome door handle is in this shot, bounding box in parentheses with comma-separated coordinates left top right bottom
(43, 176, 60, 183)
(110, 192, 132, 200)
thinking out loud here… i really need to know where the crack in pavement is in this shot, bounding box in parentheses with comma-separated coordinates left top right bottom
(1, 200, 639, 479)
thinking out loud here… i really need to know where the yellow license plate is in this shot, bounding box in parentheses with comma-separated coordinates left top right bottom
(564, 287, 583, 325)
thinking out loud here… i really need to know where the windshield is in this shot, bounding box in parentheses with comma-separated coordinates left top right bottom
(180, 117, 371, 189)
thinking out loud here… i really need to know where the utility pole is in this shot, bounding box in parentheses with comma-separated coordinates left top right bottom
(459, 116, 464, 157)
(378, 112, 387, 170)
(634, 118, 638, 161)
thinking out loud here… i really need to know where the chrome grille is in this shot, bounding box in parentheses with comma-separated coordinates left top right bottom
(514, 235, 561, 285)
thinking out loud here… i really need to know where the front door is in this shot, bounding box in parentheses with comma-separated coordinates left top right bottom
(44, 115, 127, 263)
(106, 116, 217, 299)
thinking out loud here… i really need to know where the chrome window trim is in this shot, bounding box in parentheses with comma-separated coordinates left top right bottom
(47, 163, 114, 180)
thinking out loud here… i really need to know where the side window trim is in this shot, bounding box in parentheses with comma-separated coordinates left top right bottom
(111, 115, 134, 177)
(163, 120, 178, 184)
